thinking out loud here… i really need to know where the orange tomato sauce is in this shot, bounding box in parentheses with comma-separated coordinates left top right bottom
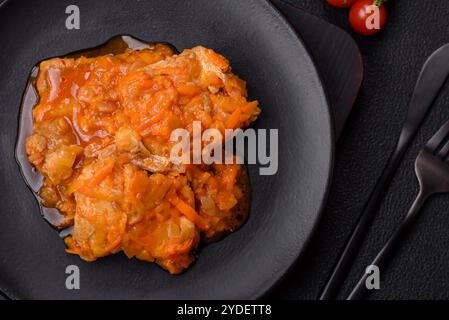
(25, 44, 260, 274)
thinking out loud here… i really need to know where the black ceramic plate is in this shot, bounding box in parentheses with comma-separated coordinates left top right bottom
(0, 0, 333, 299)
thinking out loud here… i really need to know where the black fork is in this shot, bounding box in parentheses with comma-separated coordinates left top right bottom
(348, 119, 449, 299)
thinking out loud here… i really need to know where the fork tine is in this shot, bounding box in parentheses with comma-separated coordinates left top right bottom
(426, 119, 449, 152)
(438, 139, 449, 159)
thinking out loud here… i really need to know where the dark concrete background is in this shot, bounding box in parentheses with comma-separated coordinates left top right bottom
(269, 0, 449, 300)
(1, 0, 448, 301)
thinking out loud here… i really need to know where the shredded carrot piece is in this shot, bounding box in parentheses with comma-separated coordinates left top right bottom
(176, 83, 202, 97)
(86, 159, 115, 189)
(242, 101, 259, 113)
(169, 196, 208, 231)
(226, 108, 241, 129)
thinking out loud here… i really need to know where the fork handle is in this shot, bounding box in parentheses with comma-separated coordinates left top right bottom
(347, 191, 428, 300)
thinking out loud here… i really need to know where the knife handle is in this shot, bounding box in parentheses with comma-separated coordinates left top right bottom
(319, 144, 407, 300)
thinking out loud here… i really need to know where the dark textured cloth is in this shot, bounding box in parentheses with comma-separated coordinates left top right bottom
(269, 0, 449, 300)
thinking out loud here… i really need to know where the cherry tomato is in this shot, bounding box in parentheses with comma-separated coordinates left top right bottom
(349, 0, 387, 36)
(326, 0, 356, 8)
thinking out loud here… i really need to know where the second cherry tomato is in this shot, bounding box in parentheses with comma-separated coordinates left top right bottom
(326, 0, 356, 8)
(349, 0, 387, 36)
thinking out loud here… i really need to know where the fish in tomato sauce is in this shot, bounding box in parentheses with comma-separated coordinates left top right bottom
(23, 41, 260, 274)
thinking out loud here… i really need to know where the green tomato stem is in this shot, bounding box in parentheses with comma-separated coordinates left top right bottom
(374, 0, 386, 6)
